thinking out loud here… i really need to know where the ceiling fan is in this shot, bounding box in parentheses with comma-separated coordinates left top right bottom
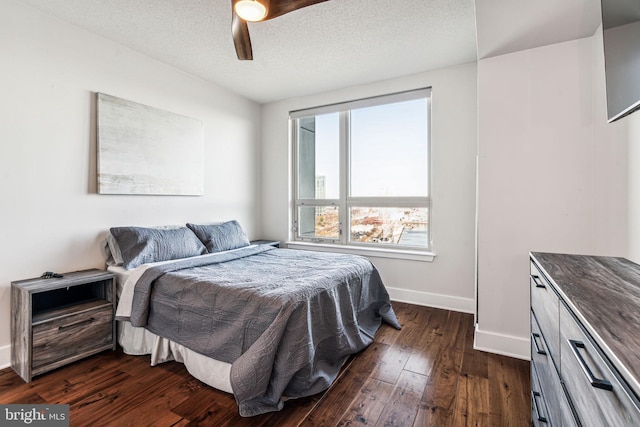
(231, 0, 329, 60)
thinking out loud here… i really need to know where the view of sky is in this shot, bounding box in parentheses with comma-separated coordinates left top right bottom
(312, 98, 429, 199)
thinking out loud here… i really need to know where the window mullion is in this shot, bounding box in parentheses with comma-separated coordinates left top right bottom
(339, 110, 349, 245)
(296, 199, 340, 206)
(291, 118, 299, 239)
(347, 197, 430, 207)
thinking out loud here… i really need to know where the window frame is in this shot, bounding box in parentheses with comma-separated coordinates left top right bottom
(290, 88, 433, 257)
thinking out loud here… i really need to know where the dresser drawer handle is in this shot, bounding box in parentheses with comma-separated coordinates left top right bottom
(568, 339, 613, 391)
(531, 390, 548, 423)
(531, 274, 545, 288)
(531, 332, 547, 355)
(58, 317, 95, 331)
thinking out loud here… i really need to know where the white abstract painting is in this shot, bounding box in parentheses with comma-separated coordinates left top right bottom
(97, 93, 204, 195)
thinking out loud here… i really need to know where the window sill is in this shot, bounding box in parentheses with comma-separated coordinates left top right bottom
(285, 241, 436, 262)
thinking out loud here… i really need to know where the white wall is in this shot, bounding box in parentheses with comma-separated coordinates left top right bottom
(476, 34, 628, 359)
(261, 63, 478, 313)
(0, 1, 262, 367)
(627, 112, 640, 262)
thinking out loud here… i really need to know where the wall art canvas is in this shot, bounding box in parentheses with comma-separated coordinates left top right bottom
(97, 93, 204, 195)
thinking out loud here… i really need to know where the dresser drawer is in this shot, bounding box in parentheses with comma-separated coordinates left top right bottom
(531, 361, 551, 427)
(559, 304, 640, 426)
(32, 304, 113, 371)
(530, 261, 560, 363)
(531, 311, 577, 426)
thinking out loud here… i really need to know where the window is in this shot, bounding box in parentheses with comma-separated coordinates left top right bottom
(291, 89, 431, 252)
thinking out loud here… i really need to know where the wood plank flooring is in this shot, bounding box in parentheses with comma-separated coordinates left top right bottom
(0, 303, 530, 426)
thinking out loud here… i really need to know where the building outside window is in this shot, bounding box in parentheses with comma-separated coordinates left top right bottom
(291, 88, 432, 252)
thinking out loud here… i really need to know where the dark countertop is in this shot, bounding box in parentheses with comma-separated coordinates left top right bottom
(530, 252, 640, 401)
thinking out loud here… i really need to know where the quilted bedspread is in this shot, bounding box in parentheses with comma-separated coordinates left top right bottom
(129, 245, 400, 416)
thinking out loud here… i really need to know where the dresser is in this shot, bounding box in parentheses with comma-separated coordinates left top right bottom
(530, 253, 640, 426)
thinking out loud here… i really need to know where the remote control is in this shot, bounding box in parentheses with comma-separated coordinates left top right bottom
(41, 271, 63, 278)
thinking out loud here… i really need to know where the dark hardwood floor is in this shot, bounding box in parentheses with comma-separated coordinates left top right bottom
(0, 303, 530, 426)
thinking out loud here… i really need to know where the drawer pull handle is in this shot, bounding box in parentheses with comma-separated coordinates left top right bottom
(568, 339, 613, 391)
(531, 390, 548, 423)
(531, 332, 547, 355)
(58, 317, 95, 330)
(531, 274, 545, 288)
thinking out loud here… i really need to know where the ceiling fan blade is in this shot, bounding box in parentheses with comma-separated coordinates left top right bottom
(230, 0, 329, 60)
(264, 0, 330, 21)
(231, 1, 253, 60)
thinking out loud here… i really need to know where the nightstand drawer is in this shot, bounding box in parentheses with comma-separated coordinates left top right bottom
(32, 304, 113, 370)
(560, 303, 640, 426)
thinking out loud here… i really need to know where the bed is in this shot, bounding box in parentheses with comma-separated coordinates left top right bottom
(105, 221, 400, 417)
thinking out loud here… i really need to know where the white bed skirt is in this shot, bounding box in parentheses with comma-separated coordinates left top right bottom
(117, 320, 233, 394)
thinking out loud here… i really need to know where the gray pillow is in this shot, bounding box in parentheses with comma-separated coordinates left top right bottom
(187, 220, 250, 253)
(109, 226, 208, 269)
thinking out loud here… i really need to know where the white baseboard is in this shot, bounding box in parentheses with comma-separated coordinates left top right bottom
(0, 344, 10, 370)
(386, 286, 475, 314)
(474, 325, 530, 360)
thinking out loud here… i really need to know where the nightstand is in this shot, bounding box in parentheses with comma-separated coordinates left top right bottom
(11, 269, 116, 382)
(250, 239, 280, 248)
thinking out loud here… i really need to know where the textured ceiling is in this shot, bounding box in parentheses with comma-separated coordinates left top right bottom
(17, 0, 603, 104)
(475, 0, 602, 59)
(17, 0, 478, 103)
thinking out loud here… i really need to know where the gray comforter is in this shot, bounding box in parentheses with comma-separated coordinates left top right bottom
(129, 246, 400, 416)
